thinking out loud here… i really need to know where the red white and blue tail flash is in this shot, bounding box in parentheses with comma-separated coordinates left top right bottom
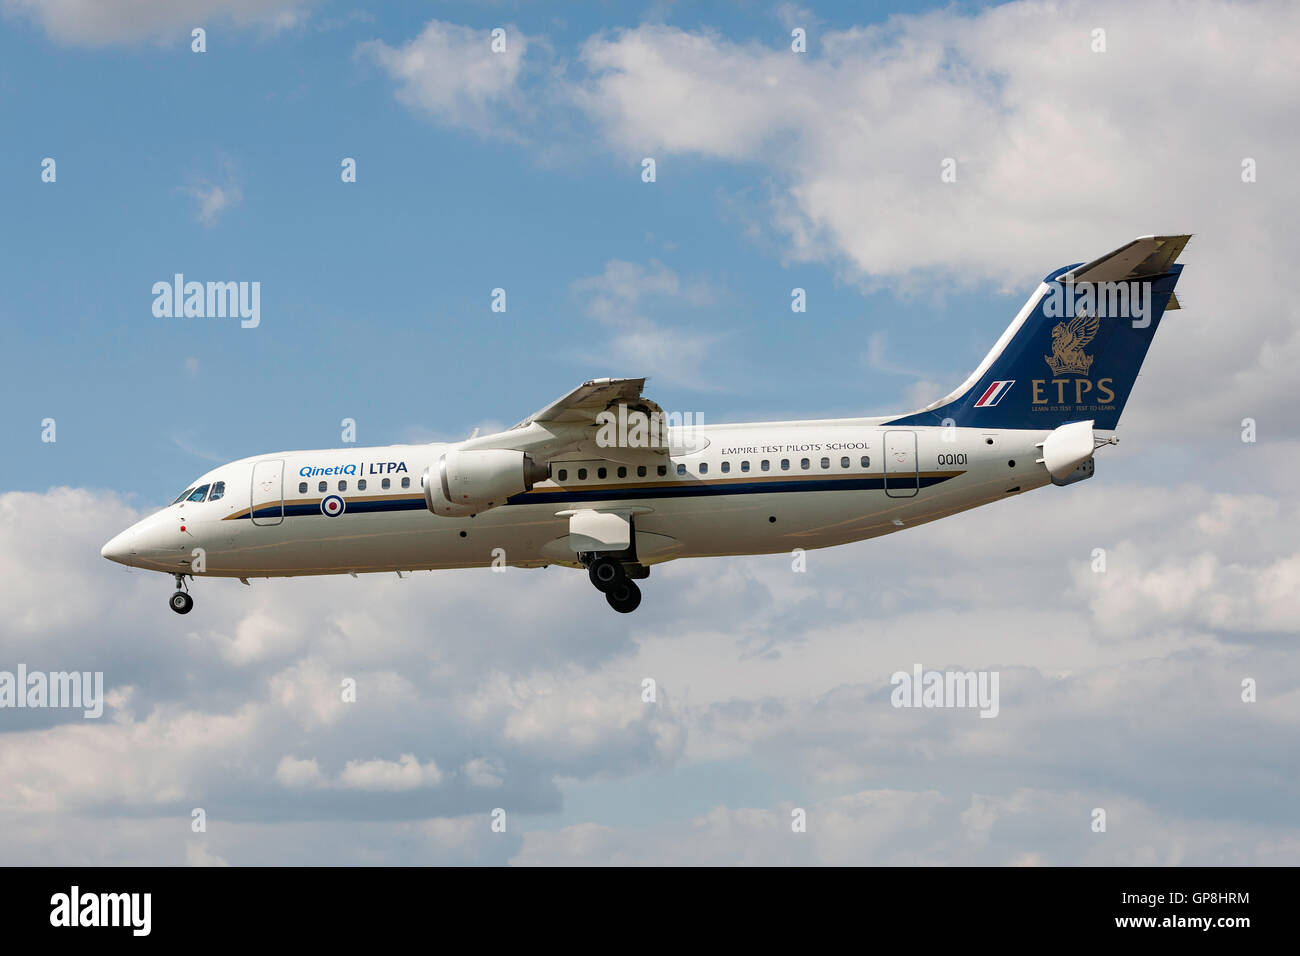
(973, 380, 1014, 407)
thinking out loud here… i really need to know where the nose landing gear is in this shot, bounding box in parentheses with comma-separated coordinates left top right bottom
(170, 574, 194, 615)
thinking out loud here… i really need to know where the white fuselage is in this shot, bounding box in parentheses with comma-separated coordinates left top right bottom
(102, 419, 1053, 579)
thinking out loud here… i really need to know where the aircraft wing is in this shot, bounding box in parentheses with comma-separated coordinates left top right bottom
(509, 377, 665, 431)
(465, 377, 670, 462)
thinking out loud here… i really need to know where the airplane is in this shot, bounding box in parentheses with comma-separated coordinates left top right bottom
(102, 235, 1189, 614)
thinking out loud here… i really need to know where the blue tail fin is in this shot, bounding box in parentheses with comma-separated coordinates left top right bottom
(886, 235, 1190, 431)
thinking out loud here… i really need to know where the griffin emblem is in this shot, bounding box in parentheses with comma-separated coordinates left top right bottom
(1044, 310, 1099, 377)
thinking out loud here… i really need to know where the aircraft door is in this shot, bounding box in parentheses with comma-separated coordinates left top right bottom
(250, 459, 285, 526)
(883, 431, 919, 498)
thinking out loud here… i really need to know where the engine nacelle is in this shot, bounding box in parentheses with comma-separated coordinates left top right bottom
(423, 448, 548, 517)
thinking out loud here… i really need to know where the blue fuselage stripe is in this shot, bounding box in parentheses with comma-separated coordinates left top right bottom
(240, 473, 959, 519)
(509, 473, 953, 505)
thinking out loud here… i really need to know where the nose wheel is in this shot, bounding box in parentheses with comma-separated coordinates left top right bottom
(170, 574, 194, 615)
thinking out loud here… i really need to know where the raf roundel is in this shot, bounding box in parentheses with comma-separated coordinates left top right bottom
(320, 494, 346, 518)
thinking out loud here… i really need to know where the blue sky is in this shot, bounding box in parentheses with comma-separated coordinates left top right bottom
(2, 0, 1298, 867)
(1, 0, 1018, 508)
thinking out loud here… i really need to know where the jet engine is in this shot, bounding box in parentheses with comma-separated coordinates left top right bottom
(423, 448, 549, 516)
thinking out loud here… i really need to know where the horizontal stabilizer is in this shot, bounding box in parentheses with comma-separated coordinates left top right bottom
(1060, 234, 1191, 283)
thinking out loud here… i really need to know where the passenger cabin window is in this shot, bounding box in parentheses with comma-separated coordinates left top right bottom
(598, 467, 607, 479)
(338, 480, 347, 492)
(761, 460, 770, 472)
(841, 457, 850, 469)
(741, 461, 750, 472)
(657, 465, 667, 477)
(637, 466, 647, 478)
(721, 461, 730, 473)
(578, 468, 588, 480)
(401, 477, 410, 489)
(319, 481, 328, 493)
(382, 478, 391, 489)
(187, 484, 210, 502)
(676, 464, 686, 476)
(699, 463, 709, 475)
(358, 479, 367, 491)
(861, 456, 870, 468)
(800, 458, 810, 470)
(557, 469, 568, 481)
(209, 481, 225, 501)
(617, 466, 627, 478)
(781, 459, 790, 471)
(172, 487, 197, 505)
(299, 482, 308, 494)
(820, 458, 830, 469)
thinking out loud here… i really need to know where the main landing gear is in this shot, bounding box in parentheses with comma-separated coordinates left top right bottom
(170, 574, 194, 615)
(605, 580, 642, 614)
(585, 555, 644, 613)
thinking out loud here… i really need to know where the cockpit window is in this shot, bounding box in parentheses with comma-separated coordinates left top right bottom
(187, 484, 211, 502)
(172, 487, 197, 505)
(209, 481, 225, 502)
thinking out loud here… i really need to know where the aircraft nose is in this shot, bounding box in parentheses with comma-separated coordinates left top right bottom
(101, 528, 136, 565)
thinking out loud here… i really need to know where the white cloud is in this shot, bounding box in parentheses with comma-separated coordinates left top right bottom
(574, 7, 1296, 281)
(337, 753, 443, 791)
(564, 4, 1300, 435)
(775, 4, 815, 32)
(366, 1, 1300, 437)
(1081, 545, 1300, 638)
(275, 752, 444, 792)
(189, 183, 239, 226)
(359, 20, 535, 138)
(3, 0, 313, 45)
(183, 161, 242, 227)
(185, 841, 230, 866)
(274, 755, 323, 788)
(2, 459, 1296, 863)
(570, 260, 727, 389)
(463, 757, 505, 788)
(513, 787, 1300, 865)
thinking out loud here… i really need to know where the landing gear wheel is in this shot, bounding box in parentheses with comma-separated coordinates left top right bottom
(588, 556, 626, 593)
(169, 591, 194, 615)
(605, 580, 642, 614)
